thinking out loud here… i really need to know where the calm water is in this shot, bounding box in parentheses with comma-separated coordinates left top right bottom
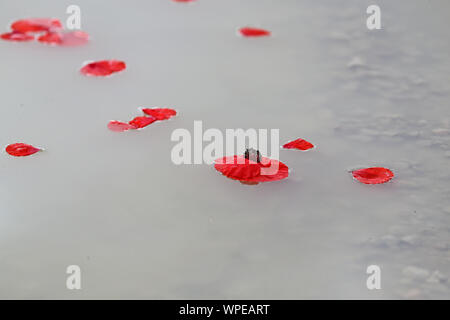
(0, 0, 449, 299)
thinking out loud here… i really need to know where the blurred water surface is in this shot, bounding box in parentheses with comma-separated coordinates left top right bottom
(0, 0, 449, 299)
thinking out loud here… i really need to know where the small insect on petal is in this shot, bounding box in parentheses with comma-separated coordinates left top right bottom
(351, 167, 394, 185)
(238, 27, 271, 37)
(80, 60, 126, 77)
(282, 138, 314, 151)
(107, 121, 136, 132)
(11, 18, 63, 33)
(6, 143, 41, 157)
(141, 108, 177, 121)
(128, 116, 157, 129)
(1, 31, 34, 42)
(38, 31, 89, 46)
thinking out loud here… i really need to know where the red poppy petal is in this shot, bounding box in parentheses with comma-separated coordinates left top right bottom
(80, 60, 126, 77)
(6, 143, 41, 157)
(250, 159, 289, 183)
(38, 31, 89, 46)
(215, 156, 261, 180)
(351, 167, 394, 185)
(128, 116, 156, 129)
(282, 138, 314, 151)
(1, 31, 34, 42)
(107, 121, 136, 132)
(239, 27, 271, 37)
(214, 155, 289, 183)
(141, 108, 177, 120)
(11, 18, 62, 33)
(37, 32, 63, 44)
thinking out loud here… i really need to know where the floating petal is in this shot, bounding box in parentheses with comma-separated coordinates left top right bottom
(141, 108, 177, 120)
(6, 143, 41, 157)
(11, 18, 62, 33)
(128, 116, 157, 129)
(239, 27, 271, 37)
(1, 31, 34, 42)
(351, 167, 394, 185)
(107, 121, 136, 132)
(80, 60, 126, 77)
(283, 138, 314, 151)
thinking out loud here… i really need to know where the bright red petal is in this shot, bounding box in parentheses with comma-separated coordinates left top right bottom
(80, 60, 126, 77)
(352, 167, 394, 185)
(128, 116, 156, 129)
(11, 18, 62, 33)
(107, 121, 136, 132)
(239, 27, 271, 37)
(283, 138, 314, 151)
(37, 32, 62, 44)
(215, 156, 261, 181)
(141, 108, 177, 120)
(6, 143, 41, 157)
(214, 155, 289, 183)
(1, 31, 34, 42)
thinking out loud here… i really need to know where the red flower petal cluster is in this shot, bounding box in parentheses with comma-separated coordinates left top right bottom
(108, 108, 177, 132)
(2, 18, 88, 46)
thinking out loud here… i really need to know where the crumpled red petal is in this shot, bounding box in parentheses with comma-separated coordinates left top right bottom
(128, 116, 157, 129)
(38, 31, 89, 46)
(107, 121, 136, 132)
(214, 155, 289, 183)
(351, 167, 394, 185)
(141, 108, 177, 120)
(80, 60, 126, 77)
(239, 27, 271, 37)
(11, 18, 62, 34)
(283, 138, 314, 151)
(6, 143, 41, 157)
(1, 31, 34, 42)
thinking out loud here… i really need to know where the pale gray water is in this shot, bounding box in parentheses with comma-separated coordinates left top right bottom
(0, 0, 449, 299)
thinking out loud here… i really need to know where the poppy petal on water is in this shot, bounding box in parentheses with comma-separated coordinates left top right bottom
(38, 31, 89, 46)
(282, 138, 314, 151)
(214, 151, 289, 184)
(128, 116, 157, 129)
(215, 156, 262, 181)
(238, 27, 271, 37)
(6, 143, 41, 157)
(1, 31, 34, 42)
(141, 108, 177, 120)
(351, 167, 394, 185)
(107, 121, 136, 132)
(80, 60, 126, 77)
(11, 18, 62, 33)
